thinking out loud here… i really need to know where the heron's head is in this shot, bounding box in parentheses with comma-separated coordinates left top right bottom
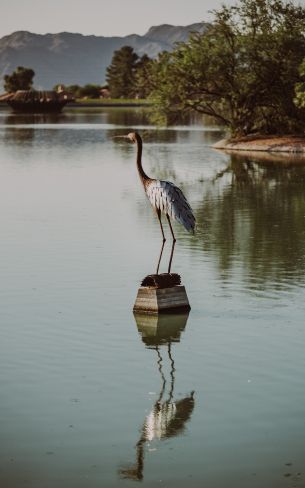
(113, 132, 138, 143)
(126, 132, 137, 143)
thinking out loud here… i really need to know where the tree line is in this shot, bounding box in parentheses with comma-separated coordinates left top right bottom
(148, 0, 305, 137)
(3, 0, 305, 137)
(102, 0, 305, 137)
(2, 50, 150, 100)
(4, 69, 106, 99)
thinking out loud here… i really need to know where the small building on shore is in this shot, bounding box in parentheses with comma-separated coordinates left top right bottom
(0, 90, 75, 113)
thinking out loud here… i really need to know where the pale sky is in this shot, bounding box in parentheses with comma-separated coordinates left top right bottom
(0, 0, 235, 39)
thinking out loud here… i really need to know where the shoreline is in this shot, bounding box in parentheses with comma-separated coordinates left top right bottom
(70, 100, 151, 108)
(69, 103, 151, 108)
(213, 135, 305, 153)
(0, 100, 152, 109)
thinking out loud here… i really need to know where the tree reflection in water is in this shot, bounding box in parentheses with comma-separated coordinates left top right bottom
(194, 152, 305, 287)
(119, 313, 195, 481)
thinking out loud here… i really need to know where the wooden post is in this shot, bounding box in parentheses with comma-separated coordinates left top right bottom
(133, 273, 191, 314)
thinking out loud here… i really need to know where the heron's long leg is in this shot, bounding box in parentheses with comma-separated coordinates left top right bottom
(167, 239, 176, 274)
(157, 209, 166, 242)
(168, 342, 176, 402)
(166, 215, 176, 273)
(156, 239, 165, 275)
(156, 346, 166, 403)
(166, 215, 176, 242)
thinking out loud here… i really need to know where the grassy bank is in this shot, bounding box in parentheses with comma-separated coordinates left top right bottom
(72, 98, 151, 107)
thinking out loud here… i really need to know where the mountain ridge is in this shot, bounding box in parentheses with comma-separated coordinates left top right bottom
(0, 22, 208, 90)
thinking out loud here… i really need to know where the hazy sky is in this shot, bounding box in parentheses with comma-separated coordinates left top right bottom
(0, 0, 236, 39)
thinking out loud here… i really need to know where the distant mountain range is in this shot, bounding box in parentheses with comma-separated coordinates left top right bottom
(0, 23, 208, 90)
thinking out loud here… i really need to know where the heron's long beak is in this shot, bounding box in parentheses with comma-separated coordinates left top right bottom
(112, 135, 129, 139)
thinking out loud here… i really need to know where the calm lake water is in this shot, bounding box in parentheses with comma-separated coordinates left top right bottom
(0, 106, 305, 488)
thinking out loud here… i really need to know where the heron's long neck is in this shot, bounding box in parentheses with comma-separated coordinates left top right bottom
(135, 133, 149, 185)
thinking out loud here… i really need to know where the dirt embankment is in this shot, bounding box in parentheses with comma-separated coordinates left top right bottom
(213, 135, 305, 153)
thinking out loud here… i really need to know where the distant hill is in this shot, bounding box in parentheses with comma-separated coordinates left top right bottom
(0, 23, 208, 90)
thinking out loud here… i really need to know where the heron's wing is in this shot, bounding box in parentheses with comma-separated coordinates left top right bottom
(146, 180, 196, 233)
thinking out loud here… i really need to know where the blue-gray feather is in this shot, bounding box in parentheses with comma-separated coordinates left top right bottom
(146, 180, 195, 233)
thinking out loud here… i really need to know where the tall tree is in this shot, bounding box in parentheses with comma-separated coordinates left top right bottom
(134, 54, 154, 98)
(4, 66, 35, 92)
(106, 46, 139, 98)
(149, 0, 305, 136)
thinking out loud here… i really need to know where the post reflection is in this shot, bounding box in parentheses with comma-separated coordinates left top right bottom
(119, 312, 195, 481)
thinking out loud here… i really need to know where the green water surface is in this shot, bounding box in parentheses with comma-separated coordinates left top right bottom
(0, 107, 304, 487)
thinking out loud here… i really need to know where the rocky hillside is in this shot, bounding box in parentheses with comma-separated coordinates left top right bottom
(0, 23, 208, 90)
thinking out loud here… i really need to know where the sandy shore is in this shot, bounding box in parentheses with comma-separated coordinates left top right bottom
(213, 135, 305, 153)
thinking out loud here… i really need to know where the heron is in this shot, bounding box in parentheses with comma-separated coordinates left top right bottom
(116, 132, 195, 271)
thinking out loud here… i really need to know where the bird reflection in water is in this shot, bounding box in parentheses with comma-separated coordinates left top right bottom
(119, 313, 195, 481)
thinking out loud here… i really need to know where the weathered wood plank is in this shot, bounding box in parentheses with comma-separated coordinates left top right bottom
(133, 285, 190, 314)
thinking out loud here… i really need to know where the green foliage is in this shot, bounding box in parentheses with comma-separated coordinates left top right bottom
(134, 54, 154, 99)
(106, 46, 153, 98)
(53, 83, 102, 98)
(67, 85, 82, 97)
(295, 60, 305, 109)
(149, 0, 305, 136)
(53, 84, 81, 96)
(106, 46, 139, 98)
(4, 66, 35, 92)
(77, 84, 101, 98)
